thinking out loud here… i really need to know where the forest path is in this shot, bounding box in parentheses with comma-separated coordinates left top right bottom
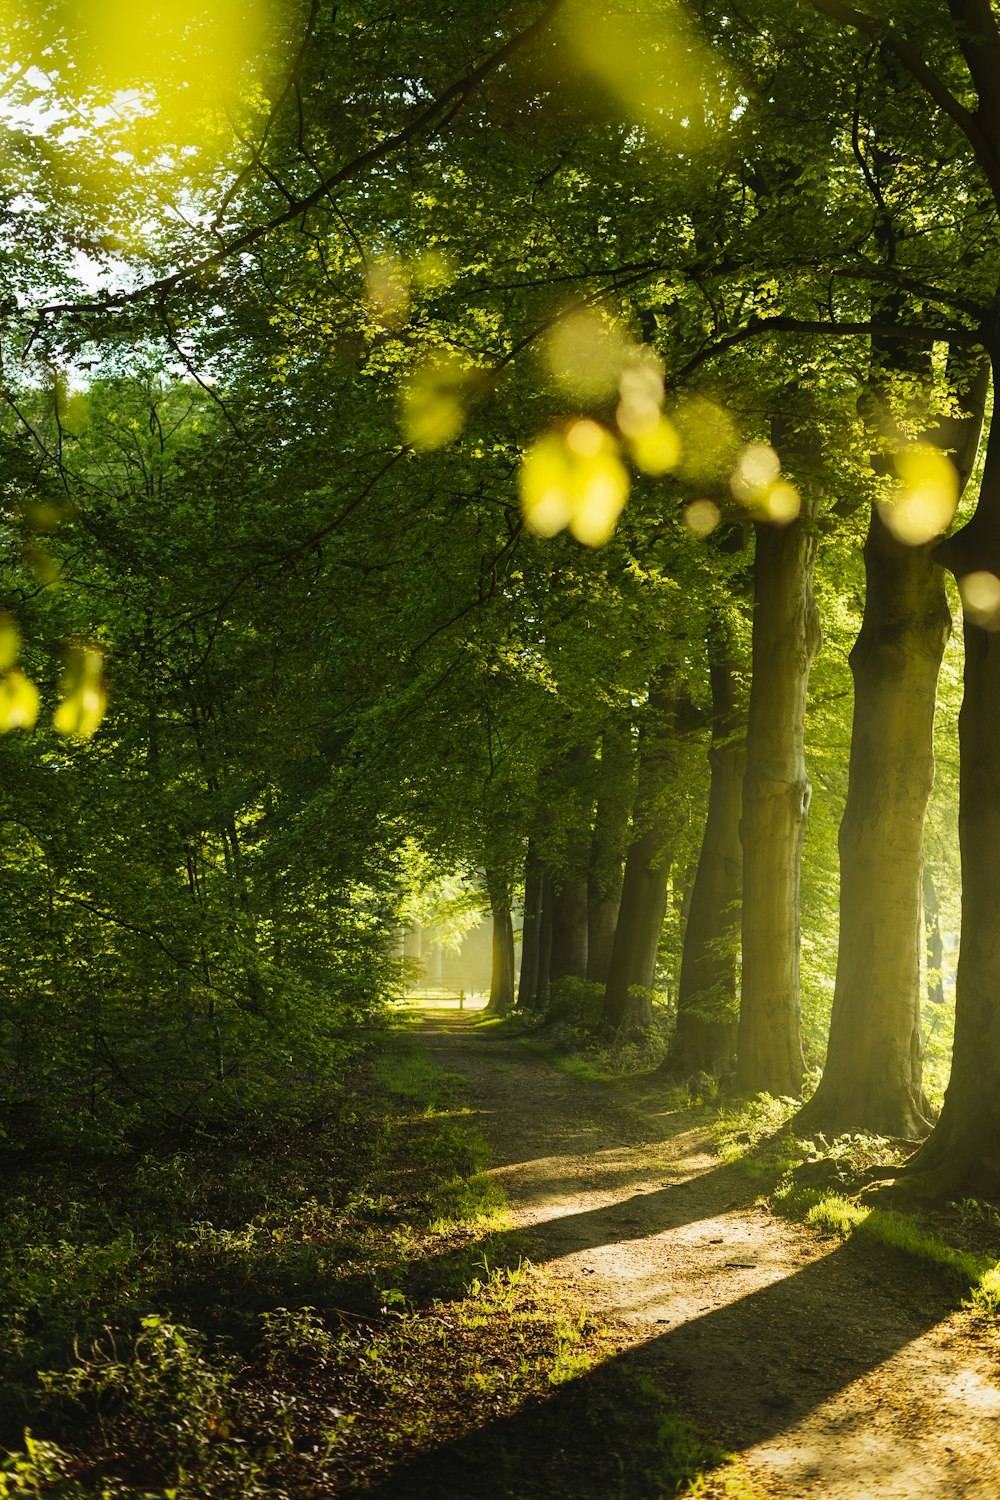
(415, 1005, 1000, 1499)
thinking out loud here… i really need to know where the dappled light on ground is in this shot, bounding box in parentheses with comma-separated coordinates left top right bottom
(413, 1011, 1000, 1499)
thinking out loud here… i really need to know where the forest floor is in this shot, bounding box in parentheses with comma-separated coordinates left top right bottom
(414, 1003, 1000, 1500)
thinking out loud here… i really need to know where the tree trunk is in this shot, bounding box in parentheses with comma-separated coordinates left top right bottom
(549, 878, 588, 982)
(798, 349, 985, 1137)
(587, 721, 634, 985)
(923, 866, 946, 1009)
(603, 682, 681, 1030)
(517, 842, 544, 1010)
(536, 870, 553, 1011)
(485, 871, 516, 1016)
(799, 512, 946, 1136)
(904, 402, 1000, 1194)
(737, 488, 821, 1096)
(671, 618, 745, 1076)
(587, 891, 619, 988)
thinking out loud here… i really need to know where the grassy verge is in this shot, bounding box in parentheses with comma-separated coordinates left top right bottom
(0, 1020, 752, 1499)
(714, 1094, 1000, 1318)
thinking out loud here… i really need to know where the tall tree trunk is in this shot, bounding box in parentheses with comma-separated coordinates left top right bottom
(587, 721, 634, 985)
(799, 351, 985, 1137)
(671, 617, 745, 1076)
(549, 878, 589, 982)
(923, 867, 946, 1009)
(799, 512, 945, 1135)
(485, 871, 516, 1015)
(904, 396, 1000, 1195)
(603, 681, 681, 1030)
(737, 453, 821, 1096)
(517, 842, 544, 1010)
(521, 846, 542, 1008)
(536, 869, 554, 1011)
(586, 887, 619, 988)
(546, 741, 593, 985)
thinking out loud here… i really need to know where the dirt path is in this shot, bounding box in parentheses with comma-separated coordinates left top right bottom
(416, 1007, 1000, 1499)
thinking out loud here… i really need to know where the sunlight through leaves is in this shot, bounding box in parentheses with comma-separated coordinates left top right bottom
(959, 571, 1000, 630)
(562, 0, 726, 145)
(401, 351, 472, 450)
(520, 421, 630, 546)
(0, 614, 20, 672)
(728, 443, 801, 524)
(0, 669, 39, 731)
(58, 0, 271, 94)
(53, 645, 108, 739)
(366, 256, 410, 329)
(673, 396, 739, 485)
(683, 499, 721, 537)
(547, 312, 632, 400)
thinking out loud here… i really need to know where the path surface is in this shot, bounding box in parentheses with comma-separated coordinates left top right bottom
(417, 1007, 1000, 1499)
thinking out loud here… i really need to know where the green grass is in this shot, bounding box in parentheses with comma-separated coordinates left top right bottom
(714, 1095, 1000, 1321)
(518, 1034, 617, 1082)
(428, 1171, 508, 1230)
(0, 1016, 760, 1499)
(777, 1188, 1000, 1315)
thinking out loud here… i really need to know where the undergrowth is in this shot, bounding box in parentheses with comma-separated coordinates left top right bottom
(715, 1095, 1000, 1320)
(512, 978, 677, 1078)
(0, 1019, 745, 1499)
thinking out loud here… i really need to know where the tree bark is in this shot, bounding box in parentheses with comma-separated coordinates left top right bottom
(737, 472, 821, 1096)
(535, 869, 553, 1011)
(586, 721, 634, 985)
(903, 399, 1000, 1194)
(517, 842, 544, 1010)
(603, 681, 682, 1030)
(799, 511, 946, 1136)
(671, 617, 745, 1076)
(549, 877, 588, 982)
(586, 890, 619, 989)
(485, 871, 516, 1015)
(798, 350, 985, 1137)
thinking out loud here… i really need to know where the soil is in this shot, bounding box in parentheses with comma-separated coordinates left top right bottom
(416, 1005, 1000, 1500)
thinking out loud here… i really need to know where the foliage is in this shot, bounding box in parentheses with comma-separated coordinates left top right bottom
(0, 1024, 744, 1499)
(1, 0, 998, 1483)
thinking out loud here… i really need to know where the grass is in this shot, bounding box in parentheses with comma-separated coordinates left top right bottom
(776, 1190, 1000, 1316)
(714, 1094, 1000, 1319)
(518, 1033, 618, 1082)
(0, 1016, 753, 1499)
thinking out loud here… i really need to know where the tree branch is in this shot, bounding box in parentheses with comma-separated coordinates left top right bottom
(946, 0, 1000, 153)
(807, 0, 1000, 199)
(33, 0, 569, 323)
(675, 314, 982, 381)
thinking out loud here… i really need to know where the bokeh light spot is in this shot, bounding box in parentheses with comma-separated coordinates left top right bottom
(960, 571, 1000, 629)
(683, 499, 721, 537)
(520, 423, 629, 546)
(880, 443, 959, 546)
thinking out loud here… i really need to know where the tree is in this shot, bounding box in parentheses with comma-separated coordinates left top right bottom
(736, 408, 823, 1096)
(586, 719, 634, 985)
(794, 0, 1000, 1194)
(603, 671, 690, 1030)
(670, 606, 746, 1076)
(800, 347, 986, 1138)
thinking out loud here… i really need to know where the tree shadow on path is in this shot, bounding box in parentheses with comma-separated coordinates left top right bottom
(371, 1233, 960, 1498)
(380, 1010, 980, 1498)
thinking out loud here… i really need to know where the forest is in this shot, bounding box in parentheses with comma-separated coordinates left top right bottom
(2, 0, 1000, 1495)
